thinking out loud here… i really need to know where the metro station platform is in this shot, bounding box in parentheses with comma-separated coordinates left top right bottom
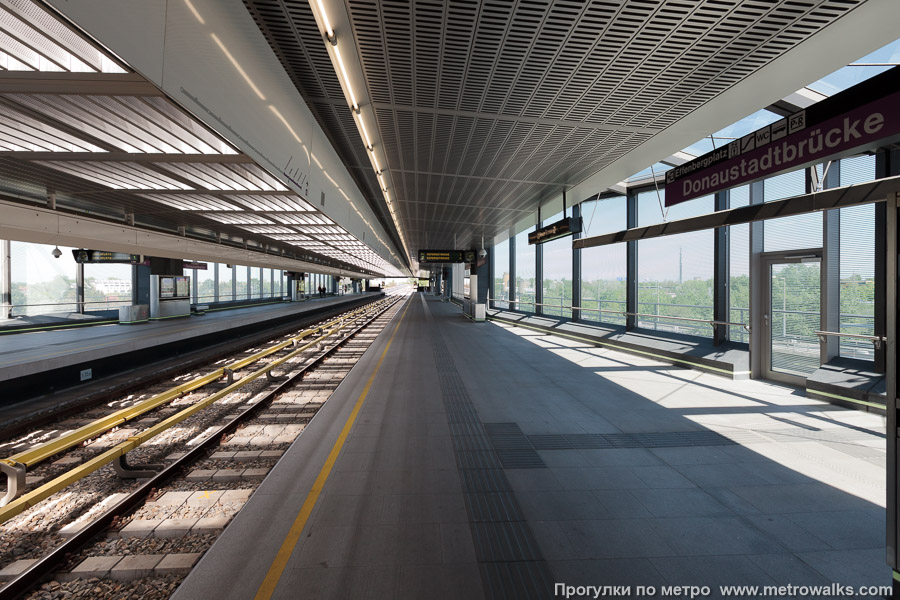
(0, 294, 381, 406)
(175, 293, 888, 599)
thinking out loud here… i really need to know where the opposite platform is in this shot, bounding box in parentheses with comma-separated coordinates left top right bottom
(175, 293, 888, 599)
(0, 294, 380, 403)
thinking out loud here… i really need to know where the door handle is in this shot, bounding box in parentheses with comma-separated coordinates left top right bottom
(763, 314, 768, 326)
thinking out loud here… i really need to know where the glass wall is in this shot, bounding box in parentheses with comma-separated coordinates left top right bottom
(197, 265, 216, 303)
(541, 211, 572, 318)
(262, 268, 273, 298)
(235, 266, 249, 300)
(581, 195, 627, 326)
(218, 263, 233, 302)
(492, 239, 510, 309)
(729, 186, 750, 342)
(84, 263, 132, 311)
(763, 170, 821, 252)
(514, 228, 535, 311)
(637, 191, 715, 336)
(250, 267, 261, 299)
(838, 154, 877, 360)
(10, 242, 78, 316)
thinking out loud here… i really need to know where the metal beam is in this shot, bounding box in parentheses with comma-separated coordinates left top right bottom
(575, 176, 900, 250)
(0, 72, 162, 96)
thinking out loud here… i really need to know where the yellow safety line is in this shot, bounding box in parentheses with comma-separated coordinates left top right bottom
(254, 296, 412, 600)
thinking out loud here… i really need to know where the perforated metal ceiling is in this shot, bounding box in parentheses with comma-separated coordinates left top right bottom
(244, 0, 865, 253)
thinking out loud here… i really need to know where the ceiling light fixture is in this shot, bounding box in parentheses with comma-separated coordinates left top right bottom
(356, 112, 373, 150)
(315, 0, 335, 42)
(332, 46, 359, 112)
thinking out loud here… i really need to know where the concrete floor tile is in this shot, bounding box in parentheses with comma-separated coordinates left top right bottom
(381, 493, 468, 524)
(504, 469, 562, 491)
(552, 467, 648, 490)
(398, 563, 484, 600)
(516, 490, 610, 522)
(787, 510, 884, 550)
(530, 521, 578, 560)
(796, 548, 891, 588)
(729, 483, 875, 514)
(743, 514, 831, 552)
(579, 448, 663, 467)
(631, 465, 697, 489)
(632, 488, 732, 518)
(650, 517, 784, 556)
(537, 450, 591, 468)
(746, 553, 831, 587)
(278, 566, 399, 600)
(558, 519, 676, 559)
(312, 493, 384, 527)
(650, 555, 777, 599)
(439, 522, 477, 564)
(674, 463, 772, 488)
(592, 490, 654, 519)
(549, 558, 668, 592)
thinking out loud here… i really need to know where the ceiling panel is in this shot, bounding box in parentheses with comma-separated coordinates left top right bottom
(244, 0, 867, 254)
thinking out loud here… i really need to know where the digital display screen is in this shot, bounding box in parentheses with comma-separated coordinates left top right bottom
(73, 250, 141, 264)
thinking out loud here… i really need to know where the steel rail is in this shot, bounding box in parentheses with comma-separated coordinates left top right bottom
(0, 299, 383, 506)
(0, 294, 405, 600)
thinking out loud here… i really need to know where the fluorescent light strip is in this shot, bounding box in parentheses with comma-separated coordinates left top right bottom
(356, 111, 373, 150)
(333, 45, 358, 110)
(371, 154, 381, 173)
(210, 33, 266, 101)
(315, 0, 335, 38)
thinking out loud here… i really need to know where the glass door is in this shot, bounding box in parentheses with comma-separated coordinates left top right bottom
(762, 252, 822, 385)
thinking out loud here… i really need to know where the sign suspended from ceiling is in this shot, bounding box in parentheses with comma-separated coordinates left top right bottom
(72, 250, 142, 264)
(665, 66, 900, 207)
(418, 249, 476, 264)
(528, 217, 582, 245)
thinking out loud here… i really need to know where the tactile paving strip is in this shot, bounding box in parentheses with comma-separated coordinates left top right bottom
(431, 329, 554, 599)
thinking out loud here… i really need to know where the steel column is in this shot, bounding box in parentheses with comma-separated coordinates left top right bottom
(886, 188, 898, 590)
(748, 180, 765, 378)
(626, 188, 637, 330)
(713, 191, 729, 345)
(820, 164, 841, 362)
(535, 208, 543, 315)
(572, 203, 582, 321)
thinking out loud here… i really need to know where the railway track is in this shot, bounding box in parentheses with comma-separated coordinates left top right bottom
(0, 292, 408, 599)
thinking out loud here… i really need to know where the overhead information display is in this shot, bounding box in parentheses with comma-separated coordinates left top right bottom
(528, 217, 582, 245)
(418, 249, 475, 264)
(73, 250, 141, 264)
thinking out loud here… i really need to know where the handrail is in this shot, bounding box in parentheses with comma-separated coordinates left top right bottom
(487, 297, 750, 331)
(0, 299, 384, 506)
(814, 330, 885, 349)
